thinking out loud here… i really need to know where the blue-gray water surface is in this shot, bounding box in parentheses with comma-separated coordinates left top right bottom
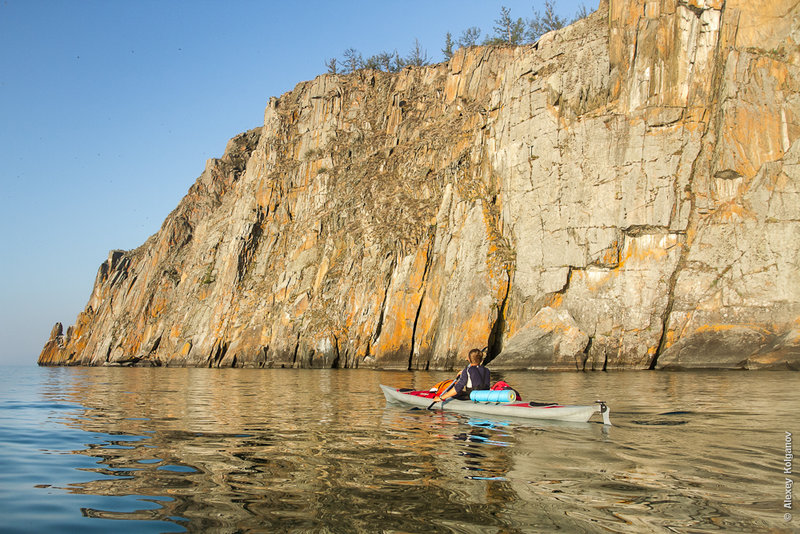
(0, 365, 796, 533)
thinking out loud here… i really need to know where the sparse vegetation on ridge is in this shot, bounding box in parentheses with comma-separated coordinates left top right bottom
(326, 1, 593, 73)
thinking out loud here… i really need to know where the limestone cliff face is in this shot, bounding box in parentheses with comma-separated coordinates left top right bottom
(40, 0, 800, 370)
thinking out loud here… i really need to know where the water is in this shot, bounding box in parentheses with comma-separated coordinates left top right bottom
(0, 366, 796, 533)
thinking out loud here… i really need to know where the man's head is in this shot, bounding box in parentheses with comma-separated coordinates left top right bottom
(468, 348, 483, 365)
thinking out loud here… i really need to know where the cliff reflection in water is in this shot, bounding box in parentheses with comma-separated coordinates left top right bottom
(36, 367, 798, 532)
(46, 368, 524, 532)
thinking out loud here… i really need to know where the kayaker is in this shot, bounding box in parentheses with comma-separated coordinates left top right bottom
(434, 348, 490, 402)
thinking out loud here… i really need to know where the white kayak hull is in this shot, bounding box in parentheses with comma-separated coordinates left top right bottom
(380, 385, 611, 424)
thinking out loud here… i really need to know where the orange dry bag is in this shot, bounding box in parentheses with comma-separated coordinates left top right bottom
(432, 379, 455, 396)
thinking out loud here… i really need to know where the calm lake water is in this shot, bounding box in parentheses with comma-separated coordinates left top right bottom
(0, 365, 796, 533)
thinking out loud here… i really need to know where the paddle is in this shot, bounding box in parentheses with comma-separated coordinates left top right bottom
(427, 381, 455, 410)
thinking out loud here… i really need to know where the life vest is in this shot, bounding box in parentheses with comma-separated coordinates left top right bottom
(449, 365, 490, 399)
(464, 365, 490, 391)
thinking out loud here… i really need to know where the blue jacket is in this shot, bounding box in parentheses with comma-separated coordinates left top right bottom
(452, 364, 490, 398)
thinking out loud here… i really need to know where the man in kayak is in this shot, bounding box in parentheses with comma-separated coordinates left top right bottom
(433, 348, 490, 402)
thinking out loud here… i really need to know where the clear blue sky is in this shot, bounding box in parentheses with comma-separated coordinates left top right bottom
(0, 0, 596, 365)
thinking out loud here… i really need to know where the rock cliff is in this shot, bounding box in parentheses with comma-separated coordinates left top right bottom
(40, 0, 800, 370)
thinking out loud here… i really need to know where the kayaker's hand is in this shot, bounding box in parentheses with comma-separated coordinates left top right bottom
(433, 396, 442, 402)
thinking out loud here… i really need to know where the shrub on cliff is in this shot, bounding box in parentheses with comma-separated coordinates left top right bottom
(326, 1, 592, 74)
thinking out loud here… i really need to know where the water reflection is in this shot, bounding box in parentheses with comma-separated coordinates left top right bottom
(26, 367, 799, 532)
(34, 369, 524, 532)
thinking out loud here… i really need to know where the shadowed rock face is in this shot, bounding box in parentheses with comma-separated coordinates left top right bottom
(39, 0, 800, 371)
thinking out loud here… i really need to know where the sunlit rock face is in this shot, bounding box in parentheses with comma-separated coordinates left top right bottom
(39, 0, 800, 370)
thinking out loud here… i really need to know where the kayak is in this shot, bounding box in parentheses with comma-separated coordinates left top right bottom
(380, 385, 611, 425)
